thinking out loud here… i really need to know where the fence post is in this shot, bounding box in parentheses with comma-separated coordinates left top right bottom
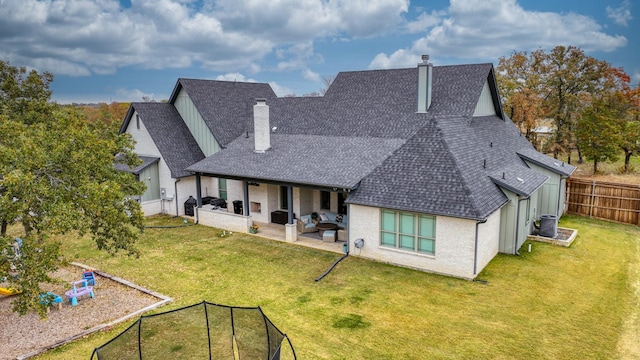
(589, 181, 596, 218)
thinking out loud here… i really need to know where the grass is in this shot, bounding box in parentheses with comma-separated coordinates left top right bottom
(556, 149, 640, 184)
(32, 214, 639, 359)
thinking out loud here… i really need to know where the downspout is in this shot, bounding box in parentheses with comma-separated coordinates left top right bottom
(514, 197, 527, 255)
(174, 179, 181, 217)
(556, 176, 565, 217)
(473, 218, 487, 276)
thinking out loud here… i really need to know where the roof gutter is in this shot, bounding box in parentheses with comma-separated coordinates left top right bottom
(184, 172, 359, 193)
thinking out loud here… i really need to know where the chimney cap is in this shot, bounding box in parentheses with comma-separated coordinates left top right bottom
(421, 54, 430, 63)
(255, 98, 267, 104)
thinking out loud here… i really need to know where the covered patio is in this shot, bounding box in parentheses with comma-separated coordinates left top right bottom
(249, 221, 346, 254)
(192, 207, 346, 255)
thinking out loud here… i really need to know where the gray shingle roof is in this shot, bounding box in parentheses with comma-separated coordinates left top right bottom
(174, 79, 277, 147)
(346, 118, 481, 218)
(489, 165, 549, 197)
(517, 148, 576, 177)
(126, 103, 205, 178)
(186, 134, 405, 189)
(114, 155, 159, 175)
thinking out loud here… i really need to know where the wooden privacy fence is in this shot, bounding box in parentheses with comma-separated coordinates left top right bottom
(566, 178, 640, 226)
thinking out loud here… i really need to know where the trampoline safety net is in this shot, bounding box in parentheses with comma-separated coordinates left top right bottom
(91, 301, 296, 360)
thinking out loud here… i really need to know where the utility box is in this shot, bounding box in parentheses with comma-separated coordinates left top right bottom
(184, 196, 197, 216)
(539, 214, 558, 238)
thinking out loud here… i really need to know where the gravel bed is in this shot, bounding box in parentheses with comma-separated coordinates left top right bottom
(0, 265, 167, 360)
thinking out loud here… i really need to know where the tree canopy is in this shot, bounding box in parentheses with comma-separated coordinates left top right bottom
(497, 45, 640, 170)
(0, 60, 145, 316)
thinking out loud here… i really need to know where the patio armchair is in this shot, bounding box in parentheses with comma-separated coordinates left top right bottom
(297, 215, 318, 233)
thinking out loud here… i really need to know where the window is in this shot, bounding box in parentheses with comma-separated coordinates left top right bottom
(136, 114, 140, 130)
(380, 210, 435, 255)
(218, 178, 227, 200)
(320, 191, 330, 210)
(280, 186, 289, 210)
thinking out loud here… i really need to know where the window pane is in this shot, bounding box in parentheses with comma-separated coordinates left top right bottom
(218, 178, 227, 200)
(399, 213, 414, 234)
(381, 232, 396, 247)
(418, 238, 435, 254)
(419, 216, 434, 238)
(399, 235, 414, 250)
(381, 210, 396, 231)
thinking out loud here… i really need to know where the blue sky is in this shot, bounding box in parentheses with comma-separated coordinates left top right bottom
(0, 0, 637, 103)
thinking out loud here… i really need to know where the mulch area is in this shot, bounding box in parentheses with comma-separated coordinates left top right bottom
(0, 265, 169, 360)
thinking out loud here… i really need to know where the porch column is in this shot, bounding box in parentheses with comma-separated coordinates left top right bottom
(285, 185, 296, 242)
(287, 186, 294, 224)
(243, 180, 249, 216)
(195, 173, 202, 208)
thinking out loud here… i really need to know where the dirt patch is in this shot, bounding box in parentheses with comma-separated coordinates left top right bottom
(0, 264, 170, 360)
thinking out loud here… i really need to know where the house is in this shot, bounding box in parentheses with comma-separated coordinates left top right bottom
(119, 56, 575, 279)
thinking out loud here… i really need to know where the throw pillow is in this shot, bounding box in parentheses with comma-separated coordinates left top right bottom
(335, 214, 343, 223)
(319, 213, 329, 221)
(301, 216, 309, 224)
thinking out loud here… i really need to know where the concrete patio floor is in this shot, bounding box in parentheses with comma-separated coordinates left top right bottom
(250, 221, 347, 254)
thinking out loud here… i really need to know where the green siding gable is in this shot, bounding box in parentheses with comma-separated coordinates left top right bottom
(473, 79, 496, 116)
(174, 88, 221, 157)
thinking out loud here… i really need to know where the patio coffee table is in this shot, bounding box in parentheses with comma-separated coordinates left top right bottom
(316, 222, 338, 236)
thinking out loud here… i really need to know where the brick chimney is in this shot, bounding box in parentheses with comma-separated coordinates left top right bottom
(253, 99, 271, 153)
(417, 54, 433, 113)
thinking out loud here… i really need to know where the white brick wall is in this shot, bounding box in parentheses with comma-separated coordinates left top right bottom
(125, 110, 220, 217)
(348, 204, 498, 279)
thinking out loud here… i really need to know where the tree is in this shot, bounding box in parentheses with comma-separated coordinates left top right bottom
(497, 46, 612, 163)
(0, 60, 145, 316)
(542, 46, 611, 162)
(320, 75, 335, 96)
(496, 50, 545, 148)
(75, 102, 130, 128)
(576, 97, 623, 173)
(619, 82, 640, 172)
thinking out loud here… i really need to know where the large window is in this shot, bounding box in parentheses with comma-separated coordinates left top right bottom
(381, 210, 435, 255)
(218, 178, 227, 200)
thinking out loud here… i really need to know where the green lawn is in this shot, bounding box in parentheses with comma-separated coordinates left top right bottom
(35, 214, 639, 359)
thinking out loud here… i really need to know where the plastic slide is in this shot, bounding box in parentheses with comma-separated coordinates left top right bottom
(0, 287, 20, 296)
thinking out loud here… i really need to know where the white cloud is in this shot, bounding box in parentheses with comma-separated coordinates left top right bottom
(0, 0, 408, 78)
(606, 0, 633, 26)
(369, 49, 420, 69)
(215, 73, 257, 82)
(405, 11, 443, 33)
(268, 81, 294, 97)
(213, 0, 409, 41)
(302, 69, 321, 82)
(115, 88, 163, 102)
(370, 0, 628, 69)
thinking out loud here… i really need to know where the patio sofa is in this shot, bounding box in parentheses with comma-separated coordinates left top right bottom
(318, 212, 348, 229)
